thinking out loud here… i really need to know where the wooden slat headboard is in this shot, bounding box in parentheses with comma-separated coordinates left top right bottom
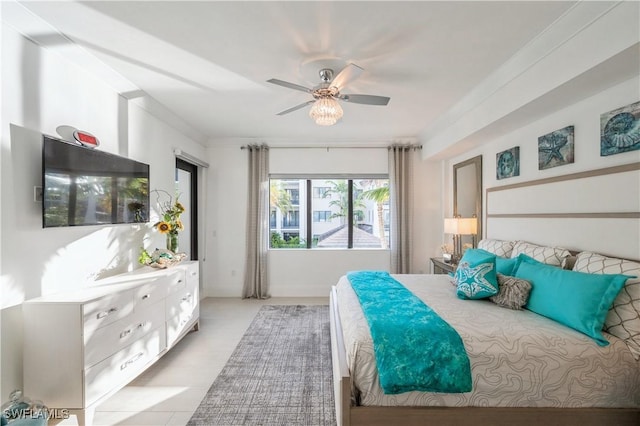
(485, 163, 640, 260)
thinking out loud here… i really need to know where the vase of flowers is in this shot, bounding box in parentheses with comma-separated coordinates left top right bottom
(166, 231, 179, 253)
(153, 190, 185, 253)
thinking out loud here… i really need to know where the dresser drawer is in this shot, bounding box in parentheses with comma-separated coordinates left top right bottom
(133, 280, 169, 311)
(184, 262, 199, 287)
(84, 326, 166, 406)
(165, 269, 186, 296)
(83, 290, 134, 333)
(84, 302, 165, 368)
(165, 280, 198, 347)
(166, 303, 199, 347)
(165, 285, 196, 318)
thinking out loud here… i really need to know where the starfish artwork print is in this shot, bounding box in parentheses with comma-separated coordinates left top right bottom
(538, 125, 575, 170)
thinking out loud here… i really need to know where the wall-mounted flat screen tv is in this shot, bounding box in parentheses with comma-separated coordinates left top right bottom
(42, 135, 149, 228)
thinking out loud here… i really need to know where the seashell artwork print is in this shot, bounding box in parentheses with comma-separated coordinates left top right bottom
(496, 146, 520, 180)
(538, 125, 575, 170)
(600, 101, 640, 156)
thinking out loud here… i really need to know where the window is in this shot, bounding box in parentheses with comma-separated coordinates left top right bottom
(269, 177, 389, 249)
(285, 188, 299, 205)
(313, 186, 330, 198)
(313, 211, 332, 222)
(282, 210, 300, 228)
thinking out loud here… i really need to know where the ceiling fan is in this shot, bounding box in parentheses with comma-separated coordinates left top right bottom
(267, 63, 390, 126)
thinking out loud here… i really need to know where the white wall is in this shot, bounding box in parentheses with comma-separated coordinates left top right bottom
(0, 24, 206, 400)
(422, 1, 639, 159)
(429, 1, 640, 260)
(444, 77, 640, 255)
(204, 145, 442, 297)
(203, 145, 244, 297)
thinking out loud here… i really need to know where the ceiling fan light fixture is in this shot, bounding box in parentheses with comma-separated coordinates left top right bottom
(309, 96, 343, 126)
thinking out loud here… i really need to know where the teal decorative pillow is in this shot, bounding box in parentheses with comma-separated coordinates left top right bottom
(514, 254, 630, 346)
(455, 249, 498, 300)
(475, 248, 517, 275)
(495, 256, 518, 276)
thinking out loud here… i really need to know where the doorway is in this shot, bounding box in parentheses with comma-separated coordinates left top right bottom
(176, 159, 198, 260)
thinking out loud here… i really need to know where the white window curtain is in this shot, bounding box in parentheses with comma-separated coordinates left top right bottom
(389, 145, 415, 274)
(242, 144, 270, 299)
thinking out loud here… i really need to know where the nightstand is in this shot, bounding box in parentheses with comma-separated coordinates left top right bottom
(430, 257, 457, 275)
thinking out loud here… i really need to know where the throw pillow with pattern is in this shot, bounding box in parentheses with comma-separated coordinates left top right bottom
(478, 239, 515, 258)
(573, 252, 640, 359)
(490, 273, 532, 310)
(455, 249, 499, 300)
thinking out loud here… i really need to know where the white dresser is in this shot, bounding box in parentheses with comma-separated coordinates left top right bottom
(22, 261, 199, 424)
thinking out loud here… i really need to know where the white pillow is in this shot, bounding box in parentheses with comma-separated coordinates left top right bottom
(477, 239, 515, 258)
(510, 240, 571, 266)
(573, 251, 640, 360)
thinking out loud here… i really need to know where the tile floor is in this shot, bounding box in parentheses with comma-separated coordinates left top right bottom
(56, 297, 328, 426)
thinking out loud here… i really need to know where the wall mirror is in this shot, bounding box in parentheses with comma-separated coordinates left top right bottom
(453, 155, 482, 247)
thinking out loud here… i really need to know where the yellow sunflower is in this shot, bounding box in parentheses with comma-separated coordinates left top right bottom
(176, 219, 184, 231)
(156, 221, 171, 234)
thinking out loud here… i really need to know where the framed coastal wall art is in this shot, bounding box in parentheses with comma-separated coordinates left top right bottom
(496, 146, 520, 180)
(600, 101, 640, 156)
(538, 125, 575, 170)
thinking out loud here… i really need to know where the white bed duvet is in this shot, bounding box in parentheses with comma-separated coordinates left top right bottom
(336, 274, 640, 408)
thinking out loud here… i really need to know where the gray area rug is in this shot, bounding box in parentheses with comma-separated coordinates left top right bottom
(188, 305, 337, 425)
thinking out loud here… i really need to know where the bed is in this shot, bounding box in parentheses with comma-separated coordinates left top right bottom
(329, 244, 640, 426)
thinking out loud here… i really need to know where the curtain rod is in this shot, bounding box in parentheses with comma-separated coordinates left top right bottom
(174, 148, 210, 168)
(240, 145, 422, 150)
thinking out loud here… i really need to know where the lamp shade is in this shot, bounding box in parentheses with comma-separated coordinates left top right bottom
(444, 217, 477, 235)
(444, 218, 459, 234)
(309, 96, 343, 126)
(457, 218, 477, 235)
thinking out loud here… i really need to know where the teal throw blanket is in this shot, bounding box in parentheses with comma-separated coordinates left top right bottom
(347, 271, 472, 394)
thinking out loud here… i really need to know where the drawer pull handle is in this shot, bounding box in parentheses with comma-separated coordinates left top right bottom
(141, 294, 151, 300)
(97, 307, 118, 319)
(190, 272, 197, 276)
(120, 352, 144, 370)
(120, 322, 145, 338)
(180, 314, 192, 327)
(181, 293, 192, 302)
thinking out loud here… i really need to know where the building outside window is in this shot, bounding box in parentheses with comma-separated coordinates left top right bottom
(313, 186, 330, 198)
(313, 211, 332, 222)
(282, 210, 300, 228)
(285, 188, 299, 205)
(269, 177, 389, 249)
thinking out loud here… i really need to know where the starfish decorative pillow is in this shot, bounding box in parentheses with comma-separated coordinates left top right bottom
(455, 249, 499, 300)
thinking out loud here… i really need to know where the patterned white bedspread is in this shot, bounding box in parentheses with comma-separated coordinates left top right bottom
(335, 274, 640, 408)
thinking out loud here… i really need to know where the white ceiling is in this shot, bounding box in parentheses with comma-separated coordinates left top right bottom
(9, 1, 577, 146)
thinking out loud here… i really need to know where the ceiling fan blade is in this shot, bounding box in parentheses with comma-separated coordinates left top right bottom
(267, 78, 312, 94)
(339, 94, 390, 106)
(276, 100, 315, 116)
(330, 63, 363, 90)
